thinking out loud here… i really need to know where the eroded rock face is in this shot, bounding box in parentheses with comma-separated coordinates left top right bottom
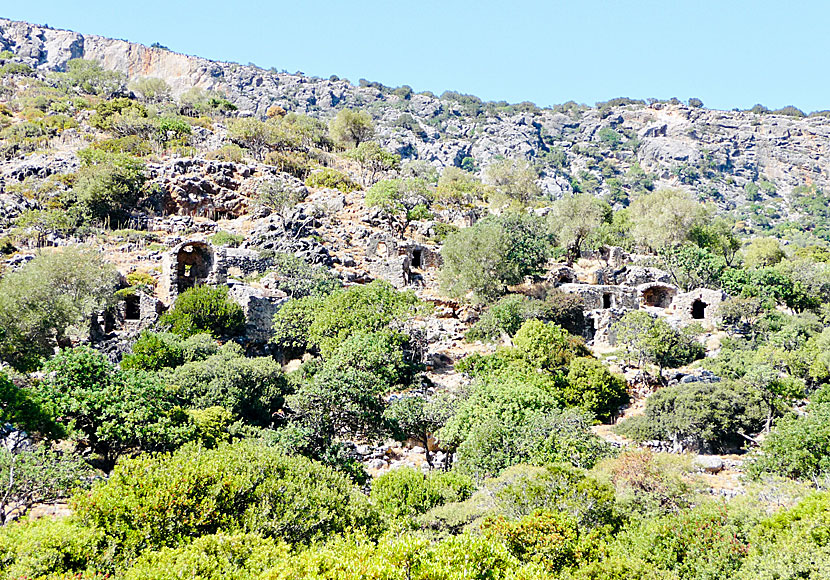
(6, 17, 830, 213)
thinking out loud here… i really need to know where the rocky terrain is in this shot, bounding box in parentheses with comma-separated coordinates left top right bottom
(2, 16, 830, 230)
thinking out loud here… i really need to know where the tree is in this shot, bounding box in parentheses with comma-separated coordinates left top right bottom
(160, 285, 245, 338)
(743, 237, 786, 268)
(435, 166, 485, 207)
(549, 194, 612, 263)
(0, 249, 117, 371)
(162, 343, 288, 426)
(72, 149, 147, 226)
(36, 346, 194, 468)
(628, 188, 707, 252)
(60, 59, 126, 97)
(384, 395, 450, 466)
(613, 311, 704, 379)
(256, 179, 306, 229)
(227, 118, 279, 161)
(440, 213, 554, 301)
(345, 141, 400, 185)
(0, 444, 91, 525)
(128, 77, 171, 104)
(616, 381, 767, 452)
(484, 158, 541, 205)
(328, 109, 374, 148)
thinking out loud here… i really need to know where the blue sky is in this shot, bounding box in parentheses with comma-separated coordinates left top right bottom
(4, 1, 827, 112)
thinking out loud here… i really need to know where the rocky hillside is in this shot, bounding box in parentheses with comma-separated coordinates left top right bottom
(2, 17, 830, 232)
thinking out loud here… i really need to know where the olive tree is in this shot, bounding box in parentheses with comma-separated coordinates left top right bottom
(329, 109, 374, 148)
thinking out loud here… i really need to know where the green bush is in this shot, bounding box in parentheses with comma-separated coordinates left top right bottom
(73, 441, 378, 561)
(0, 518, 107, 579)
(72, 150, 147, 226)
(121, 533, 287, 580)
(370, 467, 474, 523)
(121, 331, 184, 371)
(746, 402, 830, 480)
(264, 253, 341, 299)
(163, 343, 288, 425)
(209, 230, 245, 247)
(37, 346, 194, 465)
(304, 168, 359, 192)
(616, 381, 767, 452)
(160, 285, 245, 338)
(440, 212, 554, 301)
(0, 249, 117, 371)
(564, 357, 629, 422)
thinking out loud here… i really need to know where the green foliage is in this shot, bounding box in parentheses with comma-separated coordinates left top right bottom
(616, 381, 767, 452)
(163, 343, 288, 426)
(743, 237, 786, 268)
(565, 357, 629, 422)
(435, 166, 485, 206)
(263, 253, 341, 298)
(629, 188, 707, 251)
(121, 533, 287, 580)
(746, 402, 830, 480)
(304, 167, 359, 192)
(0, 372, 59, 436)
(37, 346, 194, 464)
(128, 77, 171, 103)
(160, 285, 245, 338)
(73, 441, 379, 561)
(614, 311, 705, 375)
(255, 179, 306, 225)
(0, 443, 92, 524)
(345, 141, 400, 185)
(0, 518, 106, 579)
(549, 194, 612, 262)
(270, 295, 323, 352)
(0, 249, 117, 371)
(209, 230, 245, 247)
(440, 212, 554, 301)
(72, 149, 147, 226)
(328, 108, 374, 148)
(371, 468, 474, 523)
(60, 59, 127, 96)
(484, 158, 541, 206)
(306, 280, 424, 357)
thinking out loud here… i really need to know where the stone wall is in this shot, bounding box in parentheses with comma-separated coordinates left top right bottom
(228, 283, 289, 343)
(558, 283, 640, 311)
(670, 288, 728, 325)
(159, 240, 227, 304)
(224, 248, 275, 277)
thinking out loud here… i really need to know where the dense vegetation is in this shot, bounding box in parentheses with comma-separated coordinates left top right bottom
(2, 51, 830, 579)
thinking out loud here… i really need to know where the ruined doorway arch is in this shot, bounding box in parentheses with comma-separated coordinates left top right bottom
(691, 299, 707, 320)
(176, 243, 214, 294)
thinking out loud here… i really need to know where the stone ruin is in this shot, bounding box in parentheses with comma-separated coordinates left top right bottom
(551, 247, 729, 346)
(670, 288, 728, 324)
(158, 240, 227, 304)
(365, 234, 442, 288)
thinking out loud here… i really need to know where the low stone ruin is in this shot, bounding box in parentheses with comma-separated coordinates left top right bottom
(365, 234, 442, 288)
(158, 240, 227, 304)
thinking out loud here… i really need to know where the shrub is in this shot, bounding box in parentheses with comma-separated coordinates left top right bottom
(72, 150, 147, 226)
(264, 253, 341, 299)
(304, 168, 359, 192)
(370, 467, 474, 523)
(163, 343, 288, 426)
(440, 212, 554, 301)
(270, 295, 324, 353)
(628, 188, 707, 251)
(306, 280, 424, 357)
(616, 381, 767, 452)
(121, 533, 287, 580)
(72, 441, 378, 560)
(37, 346, 195, 465)
(328, 109, 374, 148)
(160, 285, 245, 338)
(564, 357, 629, 422)
(0, 518, 106, 579)
(120, 331, 184, 371)
(614, 310, 705, 377)
(746, 402, 830, 480)
(0, 249, 117, 371)
(209, 230, 244, 247)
